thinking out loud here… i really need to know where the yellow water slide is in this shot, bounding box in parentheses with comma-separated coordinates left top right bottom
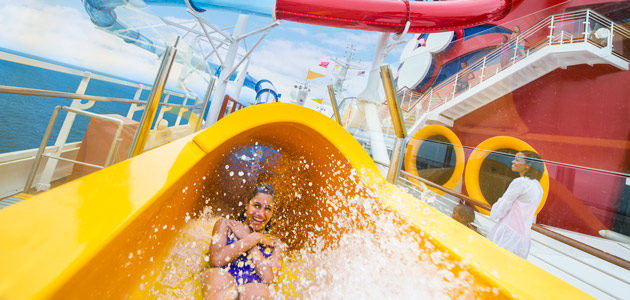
(0, 103, 591, 299)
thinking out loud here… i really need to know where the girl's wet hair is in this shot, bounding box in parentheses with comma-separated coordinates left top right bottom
(237, 183, 276, 232)
(520, 150, 544, 181)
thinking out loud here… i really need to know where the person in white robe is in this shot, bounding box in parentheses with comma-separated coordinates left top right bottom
(487, 150, 544, 259)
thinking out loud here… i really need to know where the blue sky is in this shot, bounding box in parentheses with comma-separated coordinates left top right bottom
(0, 0, 405, 104)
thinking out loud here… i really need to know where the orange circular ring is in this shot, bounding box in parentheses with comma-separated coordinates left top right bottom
(404, 125, 465, 195)
(464, 136, 549, 215)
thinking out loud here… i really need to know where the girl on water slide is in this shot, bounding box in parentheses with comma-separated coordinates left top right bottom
(488, 151, 544, 259)
(200, 183, 285, 300)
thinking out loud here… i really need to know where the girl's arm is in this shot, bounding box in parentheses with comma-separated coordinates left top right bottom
(251, 237, 285, 284)
(490, 179, 524, 221)
(208, 218, 264, 267)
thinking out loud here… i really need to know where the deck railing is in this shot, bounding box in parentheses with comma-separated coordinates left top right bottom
(396, 9, 630, 128)
(0, 49, 213, 194)
(373, 160, 630, 273)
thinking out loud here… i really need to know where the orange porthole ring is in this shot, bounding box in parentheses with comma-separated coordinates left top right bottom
(464, 136, 549, 215)
(404, 125, 465, 195)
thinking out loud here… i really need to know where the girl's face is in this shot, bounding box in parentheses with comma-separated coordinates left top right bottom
(511, 152, 530, 174)
(245, 193, 274, 232)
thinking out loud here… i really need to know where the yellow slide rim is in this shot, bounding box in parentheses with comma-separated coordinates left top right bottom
(404, 125, 465, 195)
(464, 136, 549, 215)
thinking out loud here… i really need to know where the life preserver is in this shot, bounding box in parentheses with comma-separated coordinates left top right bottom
(464, 136, 549, 215)
(404, 125, 465, 195)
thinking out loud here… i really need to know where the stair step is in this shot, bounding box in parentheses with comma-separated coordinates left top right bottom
(0, 193, 33, 209)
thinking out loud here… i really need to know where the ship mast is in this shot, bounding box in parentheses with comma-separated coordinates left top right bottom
(330, 44, 362, 99)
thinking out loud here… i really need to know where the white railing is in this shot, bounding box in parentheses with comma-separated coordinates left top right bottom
(0, 50, 209, 194)
(396, 9, 630, 128)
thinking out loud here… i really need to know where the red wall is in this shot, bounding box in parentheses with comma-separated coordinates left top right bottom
(453, 64, 630, 233)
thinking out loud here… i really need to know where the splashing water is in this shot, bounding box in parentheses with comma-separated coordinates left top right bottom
(145, 190, 492, 299)
(139, 142, 495, 299)
(147, 208, 217, 299)
(271, 189, 492, 300)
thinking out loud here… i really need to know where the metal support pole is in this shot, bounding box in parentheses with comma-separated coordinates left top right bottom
(380, 65, 407, 183)
(195, 77, 215, 132)
(24, 106, 62, 192)
(387, 138, 405, 184)
(129, 38, 179, 158)
(203, 15, 249, 128)
(327, 85, 343, 126)
(232, 59, 249, 100)
(380, 65, 405, 138)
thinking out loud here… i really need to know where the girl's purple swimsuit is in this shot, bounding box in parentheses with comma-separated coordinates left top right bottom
(224, 231, 273, 285)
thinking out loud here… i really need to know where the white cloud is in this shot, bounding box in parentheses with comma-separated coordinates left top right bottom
(248, 38, 334, 98)
(0, 1, 217, 96)
(2, 4, 149, 81)
(318, 31, 381, 53)
(286, 27, 309, 35)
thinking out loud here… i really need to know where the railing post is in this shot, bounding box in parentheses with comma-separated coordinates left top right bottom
(24, 106, 62, 192)
(427, 88, 434, 111)
(175, 96, 186, 127)
(126, 86, 145, 119)
(549, 15, 555, 46)
(512, 39, 518, 63)
(218, 95, 230, 120)
(608, 22, 615, 53)
(451, 73, 458, 99)
(584, 10, 591, 42)
(479, 57, 486, 83)
(129, 39, 178, 158)
(380, 65, 407, 184)
(195, 77, 215, 132)
(327, 85, 343, 126)
(155, 94, 172, 128)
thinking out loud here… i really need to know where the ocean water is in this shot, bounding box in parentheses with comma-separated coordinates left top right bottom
(0, 48, 190, 154)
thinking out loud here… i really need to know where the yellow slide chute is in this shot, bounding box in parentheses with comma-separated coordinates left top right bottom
(0, 103, 590, 299)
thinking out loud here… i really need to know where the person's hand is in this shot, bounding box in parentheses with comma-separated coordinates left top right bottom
(225, 219, 251, 240)
(257, 233, 281, 248)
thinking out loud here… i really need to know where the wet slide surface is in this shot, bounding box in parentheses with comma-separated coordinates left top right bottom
(0, 103, 590, 299)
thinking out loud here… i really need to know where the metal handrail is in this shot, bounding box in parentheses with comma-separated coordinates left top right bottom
(0, 85, 195, 109)
(374, 160, 630, 271)
(217, 94, 247, 120)
(24, 106, 125, 192)
(0, 50, 190, 100)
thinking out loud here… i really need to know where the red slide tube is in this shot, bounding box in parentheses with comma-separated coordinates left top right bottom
(275, 0, 518, 33)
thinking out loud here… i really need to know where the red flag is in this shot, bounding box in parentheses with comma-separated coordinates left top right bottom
(318, 62, 329, 68)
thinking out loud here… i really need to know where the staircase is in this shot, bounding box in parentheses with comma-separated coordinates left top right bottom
(0, 193, 32, 209)
(395, 9, 630, 135)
